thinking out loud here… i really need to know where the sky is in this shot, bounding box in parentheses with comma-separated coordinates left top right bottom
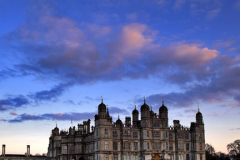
(0, 0, 240, 155)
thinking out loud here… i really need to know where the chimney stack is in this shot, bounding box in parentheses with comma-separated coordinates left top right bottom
(2, 144, 5, 156)
(27, 145, 30, 156)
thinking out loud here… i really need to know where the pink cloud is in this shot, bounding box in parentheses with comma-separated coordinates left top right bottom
(228, 102, 239, 108)
(55, 113, 63, 117)
(164, 43, 219, 67)
(121, 23, 153, 50)
(10, 112, 17, 115)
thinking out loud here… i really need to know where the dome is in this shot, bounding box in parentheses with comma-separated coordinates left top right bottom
(98, 99, 106, 111)
(159, 100, 168, 112)
(140, 99, 149, 111)
(159, 104, 168, 112)
(132, 106, 139, 114)
(196, 111, 202, 117)
(116, 118, 122, 125)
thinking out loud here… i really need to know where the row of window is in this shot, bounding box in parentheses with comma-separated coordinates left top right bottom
(101, 129, 192, 140)
(61, 142, 202, 154)
(106, 154, 138, 160)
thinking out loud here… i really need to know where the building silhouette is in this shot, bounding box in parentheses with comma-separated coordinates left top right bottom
(47, 99, 205, 160)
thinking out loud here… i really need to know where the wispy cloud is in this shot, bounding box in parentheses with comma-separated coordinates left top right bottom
(8, 112, 97, 123)
(0, 95, 29, 108)
(28, 83, 72, 102)
(108, 106, 130, 115)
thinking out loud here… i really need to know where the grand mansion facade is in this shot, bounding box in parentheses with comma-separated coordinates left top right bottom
(47, 99, 205, 160)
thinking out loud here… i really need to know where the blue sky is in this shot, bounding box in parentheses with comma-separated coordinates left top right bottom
(0, 0, 240, 155)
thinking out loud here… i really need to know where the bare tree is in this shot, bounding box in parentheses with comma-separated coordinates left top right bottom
(227, 139, 240, 158)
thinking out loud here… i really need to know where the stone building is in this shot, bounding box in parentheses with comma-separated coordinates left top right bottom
(47, 99, 205, 160)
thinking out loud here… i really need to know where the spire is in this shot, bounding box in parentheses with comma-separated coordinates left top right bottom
(143, 96, 146, 104)
(162, 98, 164, 105)
(118, 113, 120, 119)
(106, 107, 109, 115)
(55, 122, 57, 127)
(198, 106, 199, 112)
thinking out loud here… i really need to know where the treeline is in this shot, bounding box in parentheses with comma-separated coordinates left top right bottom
(206, 139, 240, 160)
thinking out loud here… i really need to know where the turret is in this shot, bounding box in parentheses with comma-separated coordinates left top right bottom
(52, 124, 59, 136)
(116, 116, 123, 127)
(196, 107, 203, 124)
(159, 100, 168, 118)
(98, 99, 107, 118)
(132, 105, 139, 121)
(140, 99, 150, 120)
(159, 100, 168, 128)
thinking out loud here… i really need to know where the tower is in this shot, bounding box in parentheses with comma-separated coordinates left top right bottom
(140, 99, 150, 120)
(159, 99, 168, 128)
(98, 99, 107, 118)
(132, 105, 139, 127)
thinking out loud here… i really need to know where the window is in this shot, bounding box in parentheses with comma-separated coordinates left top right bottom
(113, 155, 118, 160)
(185, 133, 189, 139)
(199, 143, 202, 150)
(123, 155, 127, 160)
(105, 129, 108, 135)
(105, 154, 108, 160)
(134, 142, 138, 151)
(166, 142, 168, 150)
(186, 154, 190, 160)
(105, 141, 108, 149)
(178, 132, 183, 139)
(169, 143, 173, 150)
(127, 130, 130, 136)
(154, 143, 160, 150)
(162, 131, 165, 139)
(154, 121, 160, 127)
(113, 142, 118, 150)
(200, 154, 202, 160)
(178, 155, 183, 160)
(113, 131, 118, 137)
(147, 131, 149, 137)
(124, 130, 130, 136)
(178, 143, 184, 151)
(166, 131, 168, 138)
(127, 155, 130, 160)
(154, 131, 160, 137)
(169, 133, 173, 140)
(62, 146, 67, 154)
(147, 142, 150, 150)
(70, 145, 74, 154)
(186, 143, 189, 151)
(133, 132, 138, 138)
(199, 133, 202, 140)
(162, 142, 166, 150)
(133, 155, 138, 160)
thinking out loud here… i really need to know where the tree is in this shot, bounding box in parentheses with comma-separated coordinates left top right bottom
(227, 139, 240, 158)
(206, 143, 216, 160)
(206, 143, 215, 155)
